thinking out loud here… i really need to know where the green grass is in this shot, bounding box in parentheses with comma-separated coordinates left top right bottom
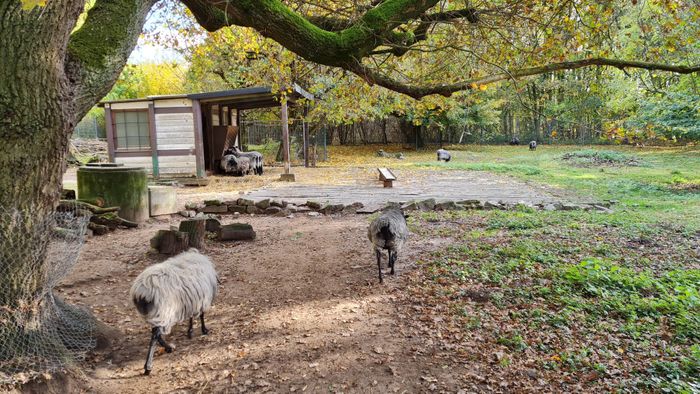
(411, 145, 700, 229)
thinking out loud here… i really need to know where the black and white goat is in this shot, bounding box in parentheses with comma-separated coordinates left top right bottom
(436, 149, 451, 162)
(529, 140, 537, 150)
(130, 249, 219, 375)
(368, 207, 409, 283)
(510, 136, 520, 145)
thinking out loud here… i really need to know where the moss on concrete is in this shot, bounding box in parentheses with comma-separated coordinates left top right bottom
(77, 167, 148, 222)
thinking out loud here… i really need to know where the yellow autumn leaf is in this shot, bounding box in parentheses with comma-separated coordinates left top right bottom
(21, 0, 46, 10)
(479, 85, 487, 91)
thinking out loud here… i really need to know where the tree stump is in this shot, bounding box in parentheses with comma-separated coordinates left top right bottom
(179, 218, 206, 249)
(150, 230, 189, 254)
(218, 223, 256, 241)
(88, 222, 109, 236)
(205, 218, 221, 233)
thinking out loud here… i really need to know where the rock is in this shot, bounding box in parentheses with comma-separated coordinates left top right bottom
(228, 205, 247, 214)
(185, 202, 204, 210)
(484, 201, 502, 210)
(255, 199, 271, 209)
(306, 201, 322, 210)
(395, 152, 405, 160)
(205, 218, 221, 233)
(560, 203, 580, 211)
(543, 204, 557, 212)
(203, 199, 222, 206)
(237, 198, 255, 206)
(195, 212, 205, 218)
(265, 206, 283, 215)
(417, 198, 436, 211)
(458, 199, 481, 205)
(179, 210, 196, 218)
(203, 204, 228, 213)
(289, 205, 312, 213)
(342, 202, 364, 214)
(308, 212, 321, 217)
(270, 199, 287, 208)
(320, 204, 344, 215)
(434, 201, 460, 211)
(246, 205, 262, 214)
(401, 201, 418, 211)
(592, 204, 613, 213)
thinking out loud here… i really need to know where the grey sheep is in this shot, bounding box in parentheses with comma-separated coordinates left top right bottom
(368, 207, 409, 283)
(220, 154, 251, 176)
(529, 140, 537, 150)
(436, 149, 451, 162)
(227, 146, 264, 175)
(130, 249, 219, 375)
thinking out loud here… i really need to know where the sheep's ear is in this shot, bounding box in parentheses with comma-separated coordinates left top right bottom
(403, 214, 410, 219)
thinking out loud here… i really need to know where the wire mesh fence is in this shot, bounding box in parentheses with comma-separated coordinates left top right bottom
(240, 120, 327, 166)
(0, 205, 94, 385)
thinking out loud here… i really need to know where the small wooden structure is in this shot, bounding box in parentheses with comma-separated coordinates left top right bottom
(99, 85, 313, 179)
(377, 168, 396, 188)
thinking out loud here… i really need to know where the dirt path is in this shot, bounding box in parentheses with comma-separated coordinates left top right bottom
(62, 214, 462, 393)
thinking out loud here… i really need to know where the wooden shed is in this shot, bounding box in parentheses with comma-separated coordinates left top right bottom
(100, 85, 312, 178)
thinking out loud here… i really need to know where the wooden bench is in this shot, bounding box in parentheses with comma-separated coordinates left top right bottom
(377, 167, 396, 188)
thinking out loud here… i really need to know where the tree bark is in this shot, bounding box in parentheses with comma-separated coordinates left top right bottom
(179, 219, 206, 249)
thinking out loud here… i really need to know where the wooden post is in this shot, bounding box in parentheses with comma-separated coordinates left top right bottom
(302, 104, 309, 168)
(148, 102, 159, 178)
(280, 98, 295, 181)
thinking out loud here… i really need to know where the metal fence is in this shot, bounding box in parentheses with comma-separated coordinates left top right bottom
(240, 120, 327, 166)
(73, 112, 106, 140)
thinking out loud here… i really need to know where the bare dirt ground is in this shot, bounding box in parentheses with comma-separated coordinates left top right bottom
(60, 214, 463, 393)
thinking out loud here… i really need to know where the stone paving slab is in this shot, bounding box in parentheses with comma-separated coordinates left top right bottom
(245, 170, 561, 206)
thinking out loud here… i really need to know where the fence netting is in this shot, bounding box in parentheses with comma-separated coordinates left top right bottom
(0, 205, 94, 385)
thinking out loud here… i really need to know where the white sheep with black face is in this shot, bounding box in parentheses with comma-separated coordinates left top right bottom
(529, 140, 537, 150)
(220, 153, 251, 176)
(368, 207, 409, 283)
(130, 249, 218, 375)
(436, 149, 451, 162)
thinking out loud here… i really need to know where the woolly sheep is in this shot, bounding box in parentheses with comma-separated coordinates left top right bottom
(130, 249, 218, 375)
(436, 149, 451, 162)
(368, 207, 409, 283)
(220, 154, 251, 176)
(529, 140, 537, 150)
(510, 136, 520, 145)
(226, 146, 264, 175)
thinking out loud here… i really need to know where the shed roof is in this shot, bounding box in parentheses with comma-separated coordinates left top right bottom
(100, 84, 313, 109)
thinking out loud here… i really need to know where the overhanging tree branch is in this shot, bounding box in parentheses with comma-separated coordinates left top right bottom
(350, 58, 700, 99)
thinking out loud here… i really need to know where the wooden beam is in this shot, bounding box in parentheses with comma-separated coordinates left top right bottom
(105, 105, 115, 162)
(192, 99, 206, 178)
(303, 104, 309, 168)
(148, 102, 159, 178)
(280, 99, 291, 175)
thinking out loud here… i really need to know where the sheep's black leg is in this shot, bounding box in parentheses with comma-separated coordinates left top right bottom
(389, 250, 396, 275)
(155, 328, 175, 353)
(376, 249, 383, 283)
(144, 327, 160, 375)
(200, 313, 209, 335)
(187, 318, 194, 339)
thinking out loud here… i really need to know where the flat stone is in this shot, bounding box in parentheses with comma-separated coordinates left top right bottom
(543, 204, 557, 211)
(148, 186, 178, 216)
(306, 201, 322, 210)
(592, 204, 613, 213)
(228, 205, 247, 214)
(179, 210, 196, 218)
(203, 204, 228, 213)
(308, 212, 321, 217)
(484, 201, 502, 210)
(255, 199, 271, 209)
(417, 198, 436, 210)
(203, 199, 222, 206)
(560, 203, 580, 211)
(246, 205, 262, 214)
(238, 198, 255, 206)
(185, 202, 203, 210)
(270, 199, 287, 208)
(320, 204, 345, 214)
(434, 201, 460, 211)
(401, 201, 418, 211)
(265, 206, 283, 215)
(343, 202, 364, 213)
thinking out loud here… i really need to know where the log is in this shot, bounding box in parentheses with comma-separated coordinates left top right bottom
(88, 222, 109, 236)
(92, 212, 138, 229)
(179, 218, 206, 249)
(78, 197, 105, 207)
(150, 229, 189, 255)
(205, 218, 221, 233)
(59, 200, 119, 214)
(218, 223, 256, 241)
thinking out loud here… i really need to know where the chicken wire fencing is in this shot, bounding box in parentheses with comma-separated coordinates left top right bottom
(239, 120, 327, 166)
(0, 205, 94, 385)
